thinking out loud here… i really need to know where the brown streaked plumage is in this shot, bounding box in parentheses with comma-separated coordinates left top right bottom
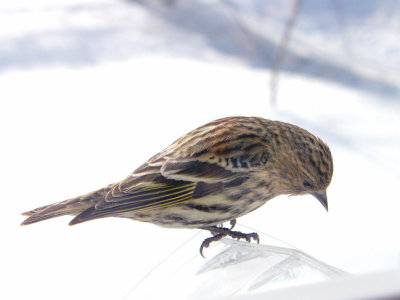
(21, 116, 333, 255)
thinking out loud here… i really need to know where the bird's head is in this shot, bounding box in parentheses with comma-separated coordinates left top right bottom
(268, 123, 333, 211)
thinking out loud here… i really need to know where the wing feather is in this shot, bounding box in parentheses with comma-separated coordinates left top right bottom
(161, 160, 241, 183)
(69, 179, 196, 225)
(70, 125, 266, 225)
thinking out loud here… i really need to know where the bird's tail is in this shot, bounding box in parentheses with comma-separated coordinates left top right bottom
(20, 184, 114, 226)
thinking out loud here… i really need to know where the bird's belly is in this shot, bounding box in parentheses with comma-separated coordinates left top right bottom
(120, 191, 270, 228)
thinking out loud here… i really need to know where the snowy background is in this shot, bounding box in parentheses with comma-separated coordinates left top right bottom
(2, 0, 400, 299)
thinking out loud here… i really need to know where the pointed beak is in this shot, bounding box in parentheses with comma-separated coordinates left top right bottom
(311, 190, 328, 212)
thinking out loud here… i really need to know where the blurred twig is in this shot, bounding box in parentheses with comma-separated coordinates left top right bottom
(331, 0, 352, 61)
(270, 0, 302, 108)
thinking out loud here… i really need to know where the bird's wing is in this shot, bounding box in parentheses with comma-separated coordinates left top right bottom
(70, 133, 268, 225)
(68, 161, 245, 225)
(69, 173, 196, 225)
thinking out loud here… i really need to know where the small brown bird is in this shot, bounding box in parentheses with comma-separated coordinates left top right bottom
(21, 116, 333, 256)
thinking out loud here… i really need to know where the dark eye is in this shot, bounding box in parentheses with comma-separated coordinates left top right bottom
(303, 180, 313, 188)
(261, 152, 269, 165)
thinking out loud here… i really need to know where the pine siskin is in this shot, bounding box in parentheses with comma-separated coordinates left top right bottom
(21, 116, 333, 256)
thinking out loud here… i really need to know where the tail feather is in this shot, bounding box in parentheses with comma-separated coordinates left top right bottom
(20, 184, 114, 226)
(69, 207, 100, 226)
(20, 200, 83, 226)
(21, 211, 69, 226)
(22, 204, 56, 217)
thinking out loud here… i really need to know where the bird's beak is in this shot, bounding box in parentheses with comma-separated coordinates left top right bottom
(311, 190, 328, 212)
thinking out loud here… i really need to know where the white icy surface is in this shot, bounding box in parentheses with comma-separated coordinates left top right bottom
(127, 228, 346, 299)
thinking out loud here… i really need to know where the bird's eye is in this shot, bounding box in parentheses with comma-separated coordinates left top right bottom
(261, 152, 269, 164)
(303, 180, 313, 188)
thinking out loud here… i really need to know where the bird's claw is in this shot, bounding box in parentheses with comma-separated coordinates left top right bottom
(199, 225, 259, 257)
(199, 233, 224, 257)
(229, 219, 236, 230)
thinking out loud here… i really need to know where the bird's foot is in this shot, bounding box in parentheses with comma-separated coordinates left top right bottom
(216, 219, 236, 230)
(229, 219, 236, 230)
(199, 224, 259, 257)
